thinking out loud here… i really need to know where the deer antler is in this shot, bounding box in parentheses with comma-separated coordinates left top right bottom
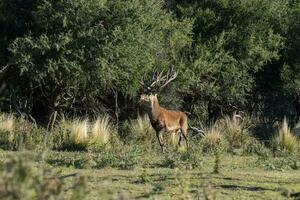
(140, 66, 178, 93)
(158, 66, 178, 91)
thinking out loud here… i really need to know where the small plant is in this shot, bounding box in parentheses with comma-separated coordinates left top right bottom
(88, 116, 113, 150)
(139, 169, 152, 184)
(70, 119, 88, 145)
(168, 131, 180, 147)
(271, 118, 299, 154)
(213, 150, 221, 174)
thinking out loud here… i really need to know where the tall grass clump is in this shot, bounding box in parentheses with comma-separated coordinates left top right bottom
(0, 113, 15, 133)
(57, 118, 89, 151)
(272, 118, 299, 154)
(88, 116, 113, 150)
(220, 115, 243, 149)
(201, 125, 228, 152)
(0, 113, 16, 150)
(216, 114, 255, 151)
(128, 115, 156, 148)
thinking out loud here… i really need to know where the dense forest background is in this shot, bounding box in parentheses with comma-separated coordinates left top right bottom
(0, 0, 300, 126)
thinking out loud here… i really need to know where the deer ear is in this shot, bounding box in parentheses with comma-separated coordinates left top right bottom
(155, 94, 157, 97)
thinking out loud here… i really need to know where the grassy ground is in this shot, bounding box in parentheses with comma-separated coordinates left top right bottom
(1, 150, 299, 200)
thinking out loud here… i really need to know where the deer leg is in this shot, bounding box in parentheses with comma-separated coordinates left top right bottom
(177, 130, 182, 146)
(181, 129, 189, 151)
(156, 130, 165, 153)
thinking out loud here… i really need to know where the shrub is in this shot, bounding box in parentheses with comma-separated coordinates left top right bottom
(271, 118, 299, 154)
(168, 131, 180, 147)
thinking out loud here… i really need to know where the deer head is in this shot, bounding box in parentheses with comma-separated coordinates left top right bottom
(139, 66, 178, 107)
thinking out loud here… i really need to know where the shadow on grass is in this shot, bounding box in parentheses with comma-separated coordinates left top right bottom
(218, 184, 276, 191)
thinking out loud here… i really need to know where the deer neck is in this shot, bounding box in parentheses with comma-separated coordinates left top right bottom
(150, 97, 160, 121)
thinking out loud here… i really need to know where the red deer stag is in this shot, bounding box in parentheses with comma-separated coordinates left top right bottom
(139, 67, 189, 153)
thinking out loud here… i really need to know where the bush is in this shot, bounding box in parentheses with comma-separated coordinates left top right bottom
(0, 113, 17, 150)
(271, 118, 299, 154)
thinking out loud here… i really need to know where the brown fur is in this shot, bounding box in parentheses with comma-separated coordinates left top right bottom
(140, 94, 189, 152)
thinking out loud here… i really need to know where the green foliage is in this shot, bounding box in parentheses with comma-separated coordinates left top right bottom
(242, 137, 271, 156)
(258, 154, 300, 170)
(0, 116, 50, 151)
(6, 0, 191, 116)
(139, 169, 152, 184)
(169, 0, 288, 116)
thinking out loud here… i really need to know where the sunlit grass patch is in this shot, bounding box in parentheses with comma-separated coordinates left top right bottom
(0, 113, 15, 133)
(58, 118, 89, 150)
(89, 116, 113, 149)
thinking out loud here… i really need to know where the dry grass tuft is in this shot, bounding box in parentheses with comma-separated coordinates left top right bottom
(60, 118, 88, 146)
(89, 116, 112, 146)
(201, 125, 227, 152)
(219, 115, 243, 148)
(0, 113, 15, 133)
(272, 118, 299, 154)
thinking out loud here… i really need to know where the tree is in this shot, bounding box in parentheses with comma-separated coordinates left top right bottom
(7, 0, 191, 122)
(166, 0, 289, 123)
(280, 0, 300, 120)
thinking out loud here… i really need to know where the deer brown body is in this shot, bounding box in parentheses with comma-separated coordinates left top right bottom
(140, 94, 189, 152)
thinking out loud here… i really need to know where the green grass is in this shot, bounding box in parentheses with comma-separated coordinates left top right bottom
(0, 150, 299, 200)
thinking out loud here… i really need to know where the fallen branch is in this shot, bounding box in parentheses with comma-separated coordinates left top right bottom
(190, 126, 206, 137)
(0, 63, 15, 74)
(59, 173, 77, 180)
